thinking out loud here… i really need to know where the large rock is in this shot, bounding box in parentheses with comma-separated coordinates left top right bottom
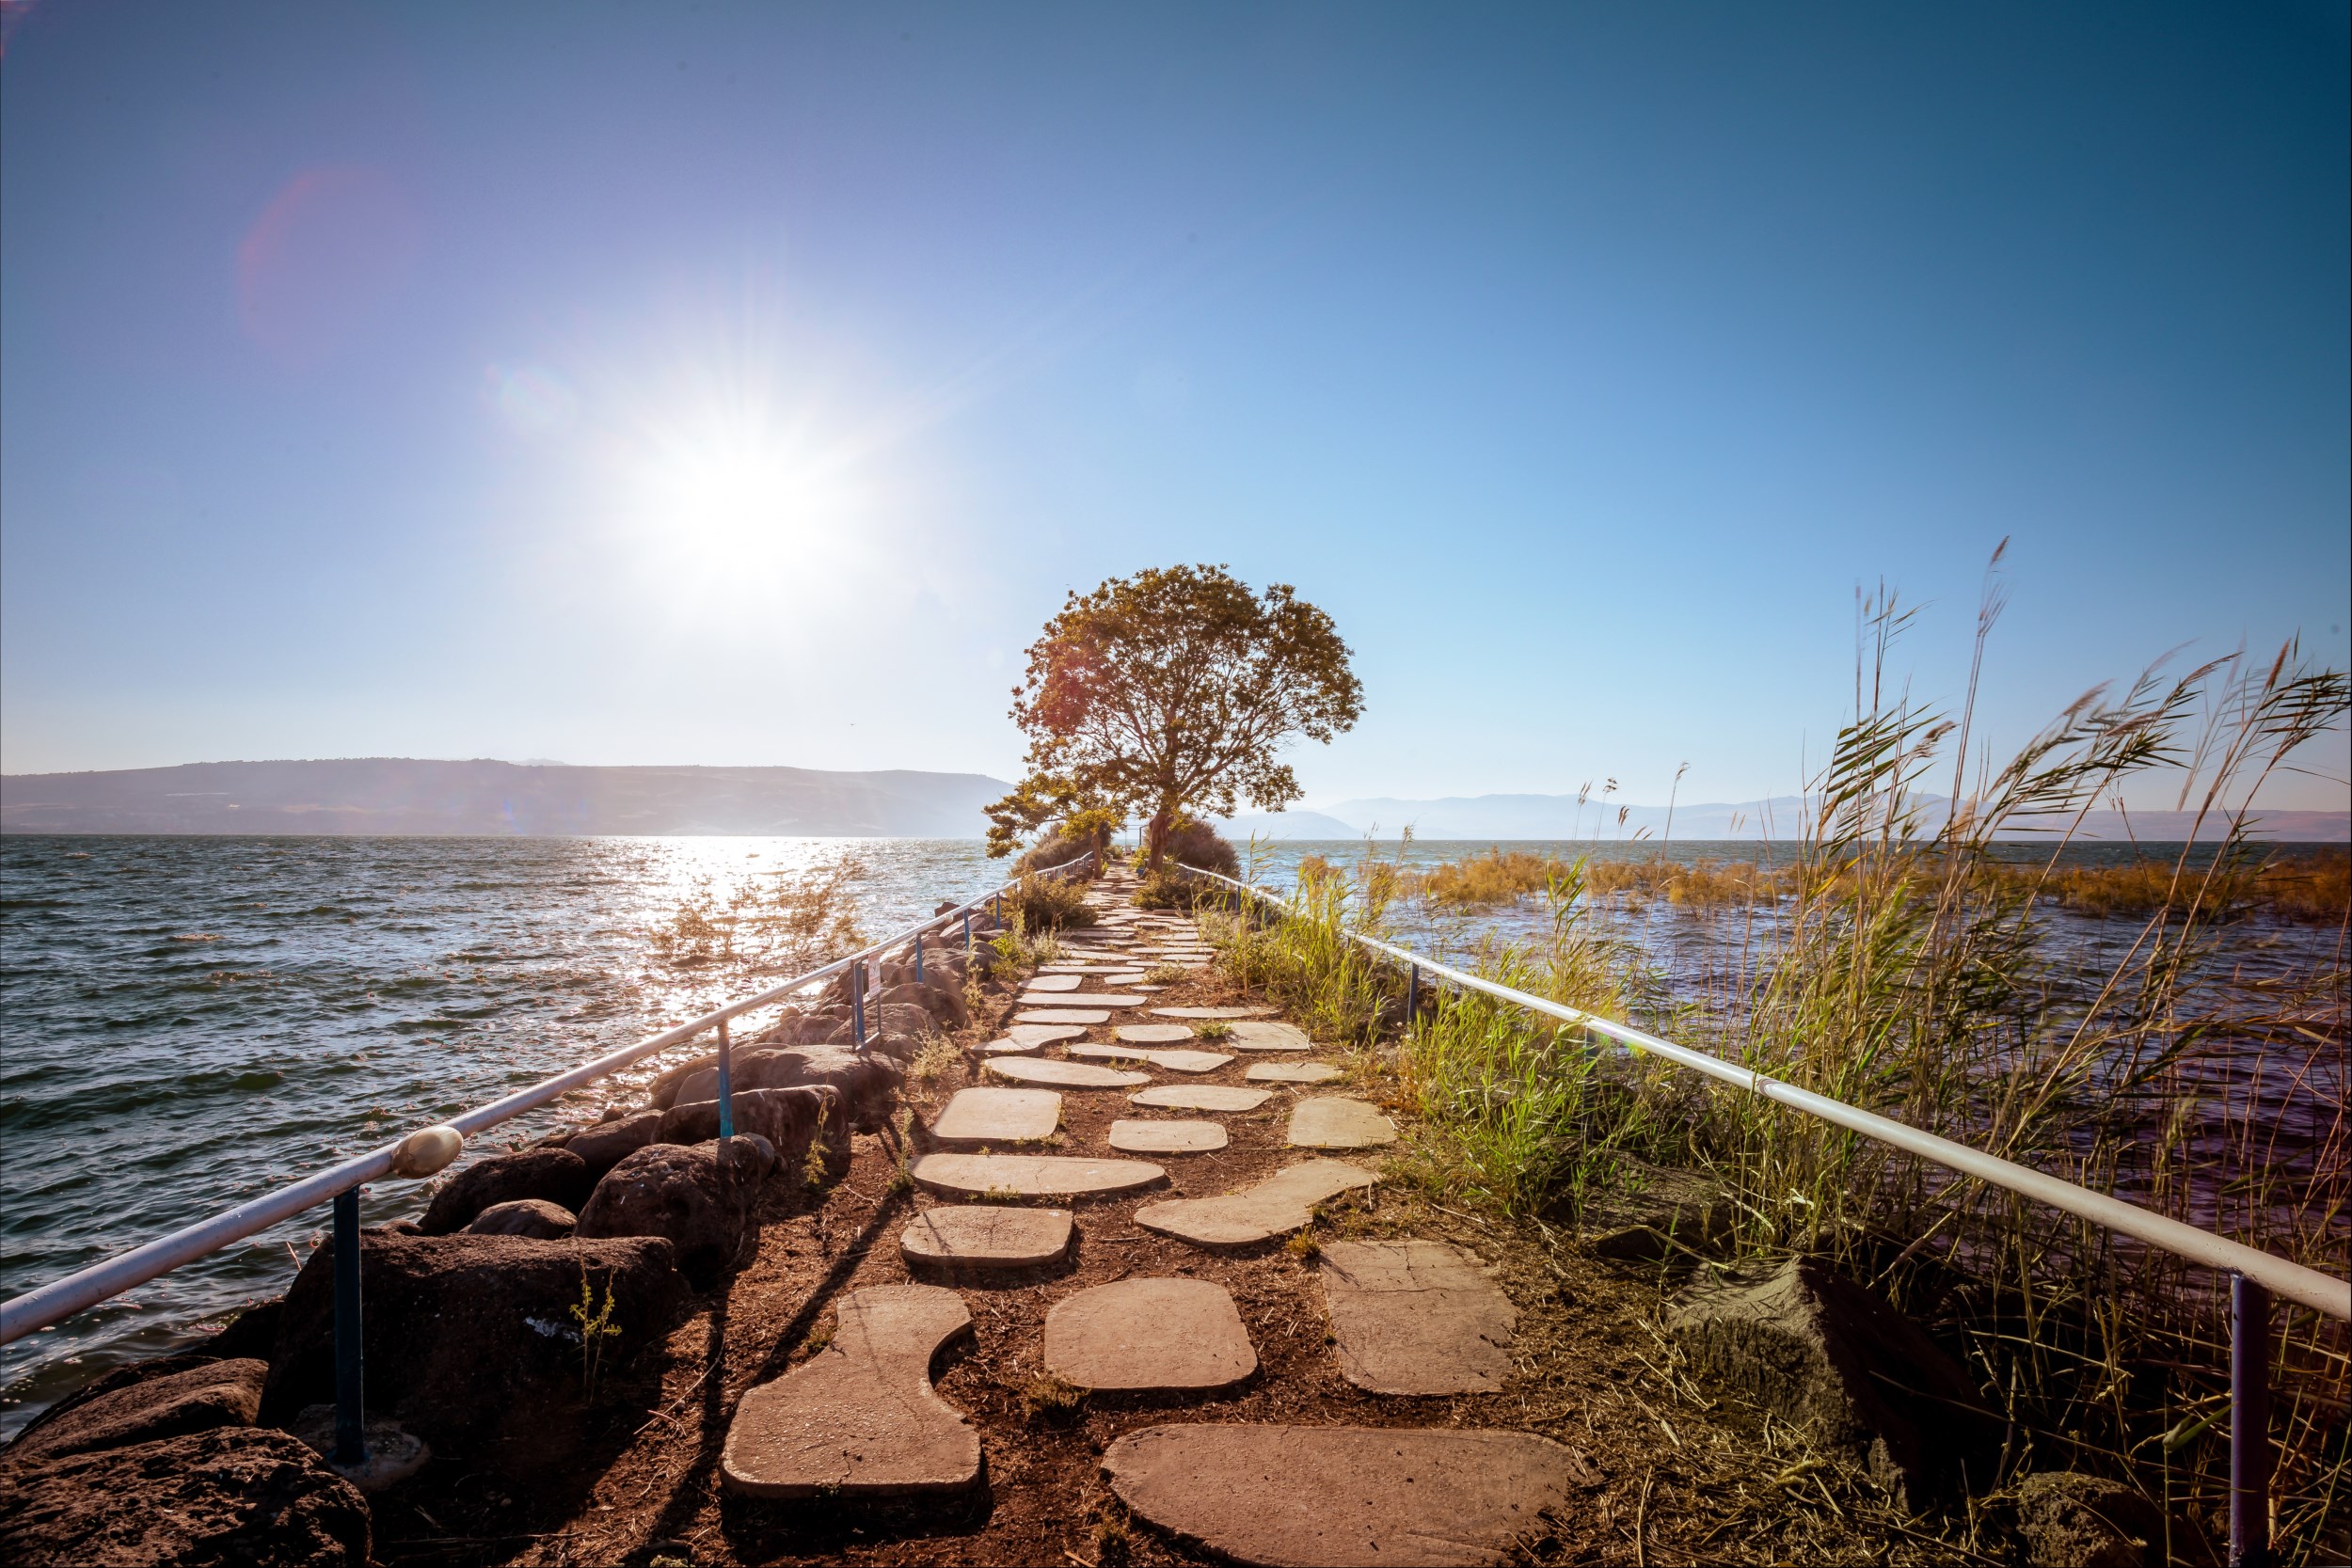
(263, 1229, 686, 1465)
(2005, 1472, 2165, 1568)
(576, 1139, 765, 1284)
(757, 1007, 855, 1047)
(1579, 1159, 1732, 1265)
(877, 979, 968, 1029)
(417, 1147, 595, 1235)
(0, 1427, 371, 1568)
(4, 1356, 266, 1465)
(463, 1198, 577, 1239)
(674, 1048, 897, 1132)
(657, 1085, 846, 1164)
(567, 1110, 663, 1176)
(1667, 1256, 1998, 1509)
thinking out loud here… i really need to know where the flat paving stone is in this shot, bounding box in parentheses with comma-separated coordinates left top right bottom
(978, 1023, 1089, 1055)
(1103, 1424, 1581, 1567)
(1044, 1278, 1256, 1392)
(722, 1285, 977, 1499)
(1247, 1061, 1343, 1085)
(899, 1206, 1073, 1269)
(1025, 973, 1084, 991)
(1228, 1021, 1312, 1052)
(988, 1056, 1150, 1089)
(1131, 1084, 1272, 1112)
(1320, 1241, 1516, 1395)
(1013, 1008, 1113, 1025)
(1151, 1006, 1278, 1019)
(911, 1152, 1166, 1198)
(1117, 1024, 1199, 1043)
(1017, 991, 1148, 1007)
(931, 1087, 1059, 1144)
(1069, 1043, 1234, 1074)
(1108, 1118, 1229, 1154)
(1287, 1097, 1398, 1148)
(1134, 1158, 1377, 1247)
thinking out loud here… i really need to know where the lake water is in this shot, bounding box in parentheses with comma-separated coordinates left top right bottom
(2, 833, 2340, 1435)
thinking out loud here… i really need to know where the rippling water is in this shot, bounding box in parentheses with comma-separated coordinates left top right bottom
(0, 834, 1002, 1435)
(4, 833, 2339, 1437)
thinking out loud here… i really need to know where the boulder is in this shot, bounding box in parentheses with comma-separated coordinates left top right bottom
(576, 1140, 765, 1285)
(758, 1008, 853, 1047)
(417, 1148, 595, 1235)
(876, 980, 967, 1029)
(673, 1048, 897, 1132)
(0, 1427, 370, 1568)
(200, 1300, 284, 1362)
(4, 1357, 266, 1465)
(1580, 1159, 1732, 1266)
(2006, 1472, 2164, 1568)
(877, 1002, 936, 1040)
(567, 1110, 663, 1176)
(1668, 1256, 1998, 1509)
(463, 1198, 577, 1240)
(657, 1085, 845, 1164)
(263, 1230, 686, 1467)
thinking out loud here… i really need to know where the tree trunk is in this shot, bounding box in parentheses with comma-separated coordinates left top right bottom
(1143, 807, 1173, 871)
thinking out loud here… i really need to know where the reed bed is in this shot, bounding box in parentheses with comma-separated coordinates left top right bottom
(1214, 604, 2349, 1563)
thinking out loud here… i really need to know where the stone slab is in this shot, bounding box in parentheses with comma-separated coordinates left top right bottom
(899, 1205, 1073, 1269)
(931, 1087, 1060, 1144)
(1013, 1008, 1113, 1025)
(722, 1285, 978, 1498)
(1247, 1061, 1343, 1085)
(1131, 1085, 1272, 1113)
(1025, 973, 1084, 991)
(1228, 1021, 1312, 1052)
(1117, 1024, 1199, 1043)
(1151, 1006, 1278, 1019)
(1134, 1159, 1378, 1247)
(1320, 1241, 1516, 1395)
(988, 1056, 1150, 1089)
(1018, 992, 1148, 1007)
(1069, 1043, 1233, 1074)
(978, 1023, 1090, 1055)
(1108, 1118, 1229, 1154)
(1044, 1278, 1256, 1391)
(1103, 1424, 1581, 1567)
(911, 1153, 1167, 1198)
(1287, 1098, 1398, 1149)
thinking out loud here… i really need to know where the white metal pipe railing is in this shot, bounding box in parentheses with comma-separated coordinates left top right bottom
(1183, 864, 2346, 1321)
(0, 848, 1096, 1346)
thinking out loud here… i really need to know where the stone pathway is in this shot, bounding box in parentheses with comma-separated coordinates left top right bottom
(1227, 1020, 1312, 1052)
(1067, 1042, 1233, 1073)
(1247, 1061, 1343, 1085)
(900, 1206, 1074, 1269)
(1107, 1117, 1229, 1153)
(1151, 1005, 1278, 1019)
(1319, 1241, 1516, 1395)
(1131, 1083, 1271, 1112)
(1114, 1023, 1198, 1043)
(930, 1086, 1059, 1144)
(910, 1152, 1166, 1198)
(721, 1285, 980, 1498)
(1012, 1007, 1113, 1025)
(1044, 1278, 1257, 1392)
(986, 1056, 1149, 1089)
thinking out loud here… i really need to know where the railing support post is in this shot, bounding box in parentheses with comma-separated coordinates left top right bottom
(331, 1187, 367, 1466)
(962, 910, 972, 952)
(914, 932, 924, 984)
(715, 1018, 735, 1141)
(851, 962, 867, 1050)
(2231, 1273, 2273, 1567)
(1406, 963, 1419, 1030)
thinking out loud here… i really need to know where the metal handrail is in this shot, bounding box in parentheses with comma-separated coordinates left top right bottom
(1185, 864, 2345, 1319)
(0, 847, 1096, 1346)
(1182, 862, 2342, 1568)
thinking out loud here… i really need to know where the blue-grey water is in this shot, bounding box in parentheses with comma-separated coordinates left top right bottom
(3, 833, 2340, 1436)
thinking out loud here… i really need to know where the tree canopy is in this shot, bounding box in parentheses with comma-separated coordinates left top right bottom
(987, 563, 1363, 868)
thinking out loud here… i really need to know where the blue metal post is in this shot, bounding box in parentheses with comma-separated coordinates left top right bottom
(962, 910, 972, 951)
(851, 962, 866, 1049)
(914, 932, 924, 984)
(1407, 963, 1420, 1030)
(331, 1187, 367, 1465)
(715, 1018, 735, 1141)
(993, 892, 1001, 924)
(2231, 1274, 2273, 1567)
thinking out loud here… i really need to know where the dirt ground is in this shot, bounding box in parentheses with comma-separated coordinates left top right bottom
(365, 934, 1988, 1568)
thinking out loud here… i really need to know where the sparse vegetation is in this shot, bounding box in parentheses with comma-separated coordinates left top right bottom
(1021, 1370, 1087, 1424)
(999, 872, 1098, 930)
(1221, 583, 2350, 1564)
(646, 854, 870, 970)
(1193, 1018, 1233, 1042)
(569, 1259, 623, 1402)
(1141, 961, 1188, 984)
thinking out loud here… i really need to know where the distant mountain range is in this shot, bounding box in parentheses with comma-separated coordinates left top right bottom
(1223, 793, 2348, 843)
(0, 759, 1012, 837)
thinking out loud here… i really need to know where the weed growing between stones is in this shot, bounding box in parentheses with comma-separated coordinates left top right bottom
(1141, 961, 1188, 985)
(1284, 1227, 1321, 1260)
(569, 1259, 622, 1402)
(1020, 1370, 1086, 1425)
(1193, 1018, 1233, 1042)
(907, 1034, 961, 1087)
(800, 1138, 829, 1192)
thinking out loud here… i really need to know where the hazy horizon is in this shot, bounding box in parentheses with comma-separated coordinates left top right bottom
(4, 4, 2346, 809)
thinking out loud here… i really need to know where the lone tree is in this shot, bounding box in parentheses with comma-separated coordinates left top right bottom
(988, 563, 1363, 870)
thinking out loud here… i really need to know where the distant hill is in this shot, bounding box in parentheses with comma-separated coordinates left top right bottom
(0, 759, 1013, 837)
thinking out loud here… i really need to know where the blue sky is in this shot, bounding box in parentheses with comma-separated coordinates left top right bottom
(4, 1, 2346, 808)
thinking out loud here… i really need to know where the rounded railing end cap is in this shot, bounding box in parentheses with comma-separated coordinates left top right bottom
(389, 1125, 464, 1179)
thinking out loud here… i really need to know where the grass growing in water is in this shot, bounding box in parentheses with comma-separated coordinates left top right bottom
(1219, 592, 2348, 1562)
